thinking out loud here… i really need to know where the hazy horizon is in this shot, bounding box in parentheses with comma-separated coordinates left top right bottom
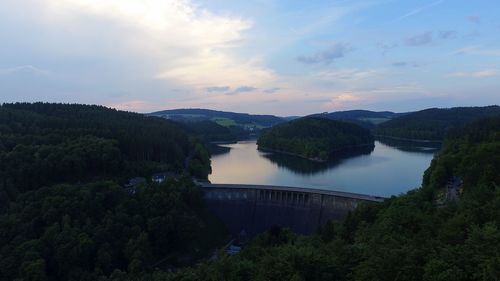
(1, 0, 499, 115)
(147, 104, 500, 117)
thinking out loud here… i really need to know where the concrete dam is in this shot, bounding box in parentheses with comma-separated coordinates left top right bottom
(199, 183, 385, 236)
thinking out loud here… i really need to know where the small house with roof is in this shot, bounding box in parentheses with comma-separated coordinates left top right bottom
(151, 172, 178, 183)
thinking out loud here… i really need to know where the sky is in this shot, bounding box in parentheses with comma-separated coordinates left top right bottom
(0, 0, 499, 115)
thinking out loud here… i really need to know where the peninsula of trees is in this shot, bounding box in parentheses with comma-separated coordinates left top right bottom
(257, 117, 374, 161)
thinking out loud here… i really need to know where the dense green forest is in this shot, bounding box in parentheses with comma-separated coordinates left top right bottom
(178, 120, 250, 142)
(257, 117, 374, 161)
(0, 103, 225, 281)
(374, 105, 500, 140)
(160, 116, 500, 281)
(262, 144, 374, 175)
(0, 103, 211, 204)
(312, 110, 407, 128)
(0, 179, 227, 281)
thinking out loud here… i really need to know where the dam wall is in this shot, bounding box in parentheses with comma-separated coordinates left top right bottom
(201, 184, 384, 236)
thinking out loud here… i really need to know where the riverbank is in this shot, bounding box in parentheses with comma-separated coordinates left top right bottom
(209, 136, 258, 145)
(373, 134, 443, 143)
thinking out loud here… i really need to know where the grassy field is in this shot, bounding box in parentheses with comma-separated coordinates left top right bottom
(211, 117, 238, 127)
(358, 117, 391, 125)
(172, 114, 206, 118)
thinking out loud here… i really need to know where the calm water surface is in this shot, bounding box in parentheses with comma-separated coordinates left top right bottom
(209, 139, 438, 197)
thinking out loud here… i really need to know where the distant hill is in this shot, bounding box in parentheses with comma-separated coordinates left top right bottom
(374, 106, 500, 141)
(149, 108, 285, 129)
(282, 116, 301, 122)
(311, 110, 408, 128)
(257, 117, 374, 161)
(179, 120, 249, 142)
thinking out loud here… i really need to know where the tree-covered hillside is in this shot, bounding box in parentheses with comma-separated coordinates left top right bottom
(178, 120, 249, 142)
(163, 116, 500, 281)
(257, 117, 374, 161)
(312, 110, 407, 128)
(149, 108, 285, 128)
(0, 103, 211, 205)
(374, 105, 500, 140)
(423, 116, 500, 194)
(0, 179, 227, 281)
(0, 103, 226, 281)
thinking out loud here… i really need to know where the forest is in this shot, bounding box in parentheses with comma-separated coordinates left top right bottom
(257, 117, 374, 161)
(0, 103, 223, 281)
(160, 116, 500, 281)
(0, 103, 211, 205)
(0, 179, 227, 281)
(374, 105, 500, 141)
(178, 120, 250, 143)
(311, 110, 406, 128)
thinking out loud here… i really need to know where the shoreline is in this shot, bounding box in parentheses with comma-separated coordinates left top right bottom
(209, 136, 258, 145)
(374, 134, 442, 143)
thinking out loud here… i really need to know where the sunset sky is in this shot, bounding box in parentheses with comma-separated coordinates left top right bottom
(1, 0, 499, 115)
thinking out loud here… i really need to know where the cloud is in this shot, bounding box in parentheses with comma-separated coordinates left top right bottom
(155, 53, 276, 88)
(453, 46, 500, 56)
(314, 69, 380, 81)
(377, 42, 398, 55)
(51, 0, 252, 48)
(438, 30, 457, 40)
(322, 94, 362, 110)
(264, 88, 280, 94)
(205, 86, 230, 93)
(9, 0, 276, 93)
(393, 0, 444, 22)
(453, 45, 480, 55)
(448, 69, 498, 78)
(297, 43, 353, 64)
(467, 15, 481, 24)
(463, 31, 481, 40)
(0, 65, 52, 76)
(228, 86, 257, 95)
(391, 62, 419, 67)
(204, 85, 259, 95)
(404, 32, 433, 46)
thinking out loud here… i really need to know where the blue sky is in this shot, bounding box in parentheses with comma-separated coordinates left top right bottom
(0, 0, 499, 115)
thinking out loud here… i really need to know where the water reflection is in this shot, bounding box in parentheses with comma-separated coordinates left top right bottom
(209, 144, 231, 156)
(261, 144, 375, 175)
(209, 140, 437, 196)
(376, 136, 441, 153)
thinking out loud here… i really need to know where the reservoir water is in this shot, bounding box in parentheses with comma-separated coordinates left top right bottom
(209, 139, 439, 197)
